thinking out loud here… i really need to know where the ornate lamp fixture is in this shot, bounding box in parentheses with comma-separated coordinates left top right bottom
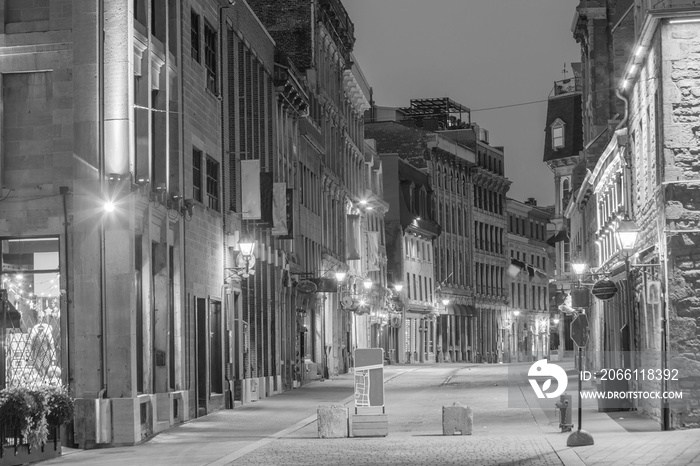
(225, 233, 256, 280)
(616, 217, 640, 252)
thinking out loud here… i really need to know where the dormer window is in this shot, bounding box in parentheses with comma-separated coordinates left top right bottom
(551, 119, 565, 149)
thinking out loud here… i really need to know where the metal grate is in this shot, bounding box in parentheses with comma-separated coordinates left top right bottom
(5, 312, 61, 390)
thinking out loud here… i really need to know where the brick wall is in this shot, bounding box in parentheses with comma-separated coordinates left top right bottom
(247, 0, 313, 70)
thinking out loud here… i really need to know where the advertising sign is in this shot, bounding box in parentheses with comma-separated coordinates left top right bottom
(354, 348, 384, 408)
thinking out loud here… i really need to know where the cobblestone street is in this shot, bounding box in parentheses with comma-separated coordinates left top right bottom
(44, 363, 700, 466)
(233, 436, 562, 466)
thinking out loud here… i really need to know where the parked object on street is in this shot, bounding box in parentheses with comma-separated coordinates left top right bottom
(317, 405, 348, 439)
(442, 402, 473, 435)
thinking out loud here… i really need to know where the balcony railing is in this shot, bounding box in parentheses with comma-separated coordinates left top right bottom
(550, 77, 582, 96)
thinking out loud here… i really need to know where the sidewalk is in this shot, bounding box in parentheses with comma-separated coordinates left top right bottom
(44, 366, 413, 466)
(528, 360, 700, 465)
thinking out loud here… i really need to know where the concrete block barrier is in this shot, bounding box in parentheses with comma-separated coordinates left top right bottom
(317, 405, 348, 438)
(442, 402, 473, 435)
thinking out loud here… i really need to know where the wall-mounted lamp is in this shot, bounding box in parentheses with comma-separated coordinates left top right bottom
(363, 278, 373, 290)
(225, 233, 256, 280)
(553, 317, 560, 325)
(616, 217, 639, 252)
(513, 310, 520, 316)
(170, 192, 183, 210)
(335, 271, 347, 282)
(571, 260, 587, 276)
(181, 198, 195, 218)
(441, 297, 450, 306)
(134, 176, 150, 187)
(105, 172, 132, 212)
(393, 283, 403, 293)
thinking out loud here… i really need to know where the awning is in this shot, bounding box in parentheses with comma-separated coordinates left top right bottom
(546, 230, 568, 246)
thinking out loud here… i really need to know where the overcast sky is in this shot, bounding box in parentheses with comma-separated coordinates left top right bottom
(343, 0, 582, 207)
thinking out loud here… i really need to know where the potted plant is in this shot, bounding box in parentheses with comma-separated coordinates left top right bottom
(0, 385, 74, 453)
(0, 386, 34, 438)
(43, 385, 74, 429)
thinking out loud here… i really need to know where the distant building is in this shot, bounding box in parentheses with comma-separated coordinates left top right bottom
(367, 97, 511, 363)
(505, 198, 555, 362)
(381, 155, 440, 364)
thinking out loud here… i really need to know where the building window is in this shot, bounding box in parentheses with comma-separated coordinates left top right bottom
(193, 148, 203, 202)
(206, 157, 220, 211)
(204, 22, 217, 93)
(191, 10, 200, 63)
(1, 237, 62, 390)
(551, 119, 565, 149)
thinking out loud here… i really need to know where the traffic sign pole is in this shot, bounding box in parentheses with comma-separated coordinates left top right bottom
(577, 346, 583, 431)
(567, 314, 594, 447)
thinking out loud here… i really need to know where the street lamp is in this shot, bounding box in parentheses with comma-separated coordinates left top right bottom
(615, 216, 639, 368)
(571, 260, 587, 276)
(238, 234, 255, 258)
(615, 217, 640, 251)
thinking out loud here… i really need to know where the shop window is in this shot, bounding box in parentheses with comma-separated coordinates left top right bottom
(1, 238, 61, 390)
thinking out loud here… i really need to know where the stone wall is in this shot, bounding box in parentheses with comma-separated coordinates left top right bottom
(661, 21, 700, 429)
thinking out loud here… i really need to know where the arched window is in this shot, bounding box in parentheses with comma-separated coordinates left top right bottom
(561, 177, 571, 208)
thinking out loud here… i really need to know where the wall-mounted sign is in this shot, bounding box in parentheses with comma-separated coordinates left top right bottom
(296, 280, 317, 294)
(592, 279, 618, 301)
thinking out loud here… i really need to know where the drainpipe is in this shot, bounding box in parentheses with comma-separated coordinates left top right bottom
(98, 0, 108, 398)
(59, 187, 72, 387)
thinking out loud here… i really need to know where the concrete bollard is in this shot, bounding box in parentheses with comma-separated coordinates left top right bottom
(317, 405, 348, 438)
(442, 402, 473, 436)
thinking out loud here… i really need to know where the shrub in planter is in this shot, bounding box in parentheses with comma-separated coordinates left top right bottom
(44, 386, 74, 428)
(0, 385, 74, 451)
(24, 389, 49, 451)
(0, 387, 34, 434)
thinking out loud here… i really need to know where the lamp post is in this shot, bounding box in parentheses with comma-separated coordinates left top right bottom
(392, 283, 404, 364)
(615, 217, 639, 368)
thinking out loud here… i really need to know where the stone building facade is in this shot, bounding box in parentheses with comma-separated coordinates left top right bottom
(380, 154, 440, 364)
(506, 199, 554, 363)
(619, 3, 700, 430)
(248, 0, 377, 379)
(366, 98, 511, 364)
(557, 0, 700, 429)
